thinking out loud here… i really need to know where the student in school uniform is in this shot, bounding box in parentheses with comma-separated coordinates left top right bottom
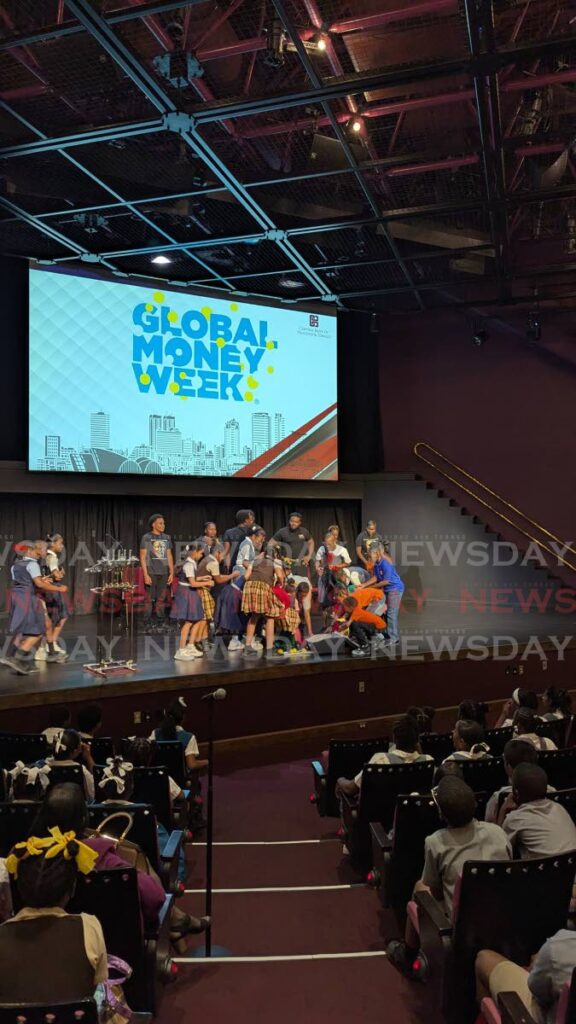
(242, 540, 287, 658)
(3, 540, 68, 674)
(513, 708, 557, 751)
(37, 532, 69, 661)
(0, 823, 106, 1003)
(336, 716, 434, 798)
(171, 543, 214, 661)
(42, 705, 72, 745)
(498, 763, 576, 857)
(149, 697, 208, 773)
(46, 729, 95, 802)
(441, 720, 493, 763)
(540, 686, 571, 722)
(387, 777, 511, 980)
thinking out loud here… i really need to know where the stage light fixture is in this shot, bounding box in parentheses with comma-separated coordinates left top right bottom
(346, 115, 364, 136)
(151, 255, 172, 265)
(527, 310, 541, 342)
(312, 32, 327, 51)
(264, 15, 285, 68)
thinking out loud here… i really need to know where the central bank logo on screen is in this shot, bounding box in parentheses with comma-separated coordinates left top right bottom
(28, 269, 338, 480)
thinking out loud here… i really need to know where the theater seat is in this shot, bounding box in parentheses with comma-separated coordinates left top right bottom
(310, 737, 389, 817)
(538, 749, 576, 790)
(69, 867, 175, 1014)
(87, 802, 184, 894)
(0, 1000, 99, 1024)
(0, 803, 41, 858)
(415, 852, 576, 1024)
(340, 760, 435, 869)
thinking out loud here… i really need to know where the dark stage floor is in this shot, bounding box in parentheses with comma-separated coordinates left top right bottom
(0, 598, 574, 707)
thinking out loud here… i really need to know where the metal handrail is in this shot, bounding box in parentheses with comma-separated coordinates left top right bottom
(413, 441, 576, 573)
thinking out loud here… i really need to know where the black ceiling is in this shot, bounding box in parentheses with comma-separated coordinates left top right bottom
(0, 0, 574, 314)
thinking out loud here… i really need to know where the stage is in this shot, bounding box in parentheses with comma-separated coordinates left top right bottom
(1, 607, 575, 754)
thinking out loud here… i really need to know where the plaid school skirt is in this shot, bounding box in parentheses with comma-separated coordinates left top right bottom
(199, 587, 215, 621)
(241, 580, 284, 617)
(278, 607, 300, 634)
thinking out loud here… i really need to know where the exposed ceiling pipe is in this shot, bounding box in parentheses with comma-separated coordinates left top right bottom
(329, 0, 459, 34)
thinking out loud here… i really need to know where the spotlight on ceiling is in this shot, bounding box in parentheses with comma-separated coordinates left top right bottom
(527, 310, 541, 342)
(151, 255, 172, 265)
(346, 115, 364, 136)
(312, 32, 327, 52)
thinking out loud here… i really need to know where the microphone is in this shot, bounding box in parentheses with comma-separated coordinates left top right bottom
(201, 687, 227, 702)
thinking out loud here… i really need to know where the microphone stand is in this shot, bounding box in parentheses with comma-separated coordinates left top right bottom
(193, 689, 230, 958)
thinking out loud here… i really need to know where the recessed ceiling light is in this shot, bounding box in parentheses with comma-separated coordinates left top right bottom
(151, 254, 172, 265)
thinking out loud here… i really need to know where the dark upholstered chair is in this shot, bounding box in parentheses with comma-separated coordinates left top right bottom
(311, 737, 389, 817)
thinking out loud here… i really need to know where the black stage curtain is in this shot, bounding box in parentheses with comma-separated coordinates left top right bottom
(0, 493, 361, 616)
(337, 313, 384, 474)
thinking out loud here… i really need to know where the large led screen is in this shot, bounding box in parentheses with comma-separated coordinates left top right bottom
(28, 267, 338, 479)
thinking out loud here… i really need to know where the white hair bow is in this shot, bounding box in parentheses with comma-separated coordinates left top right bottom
(9, 761, 51, 790)
(98, 758, 134, 795)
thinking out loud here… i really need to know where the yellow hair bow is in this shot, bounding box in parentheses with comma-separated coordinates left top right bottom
(6, 826, 99, 878)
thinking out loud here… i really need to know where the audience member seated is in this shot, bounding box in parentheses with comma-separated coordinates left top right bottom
(407, 706, 436, 735)
(336, 715, 434, 798)
(42, 704, 72, 745)
(126, 736, 184, 805)
(498, 763, 576, 858)
(476, 927, 576, 1024)
(77, 702, 103, 741)
(484, 739, 545, 824)
(31, 782, 166, 932)
(8, 759, 51, 802)
(0, 825, 107, 1002)
(386, 777, 511, 979)
(46, 729, 95, 801)
(513, 707, 558, 750)
(458, 699, 489, 729)
(149, 697, 208, 772)
(495, 687, 539, 729)
(442, 719, 492, 763)
(540, 686, 572, 723)
(99, 752, 186, 887)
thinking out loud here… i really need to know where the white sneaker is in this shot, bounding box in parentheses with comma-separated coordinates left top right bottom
(227, 637, 244, 652)
(251, 639, 264, 651)
(35, 646, 48, 661)
(174, 648, 191, 661)
(175, 647, 202, 661)
(184, 645, 204, 658)
(54, 641, 66, 654)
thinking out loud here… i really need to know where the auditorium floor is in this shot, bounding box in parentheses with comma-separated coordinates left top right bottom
(158, 759, 441, 1024)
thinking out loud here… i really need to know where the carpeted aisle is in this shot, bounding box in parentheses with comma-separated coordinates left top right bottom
(158, 760, 437, 1023)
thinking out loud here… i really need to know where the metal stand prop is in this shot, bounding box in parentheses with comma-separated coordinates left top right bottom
(84, 549, 138, 677)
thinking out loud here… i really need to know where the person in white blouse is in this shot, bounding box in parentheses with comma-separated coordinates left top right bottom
(315, 531, 351, 611)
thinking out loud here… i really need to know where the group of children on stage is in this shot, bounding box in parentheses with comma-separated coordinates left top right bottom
(1, 511, 404, 672)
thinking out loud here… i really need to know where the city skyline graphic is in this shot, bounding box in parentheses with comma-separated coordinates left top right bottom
(37, 409, 288, 476)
